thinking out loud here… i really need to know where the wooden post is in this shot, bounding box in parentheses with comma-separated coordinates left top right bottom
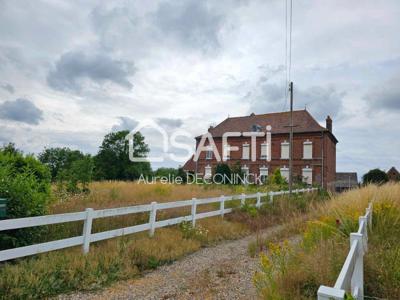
(149, 201, 157, 237)
(350, 233, 364, 299)
(240, 193, 246, 207)
(269, 191, 274, 203)
(256, 192, 261, 208)
(220, 195, 225, 217)
(82, 208, 94, 254)
(191, 198, 197, 227)
(317, 286, 345, 300)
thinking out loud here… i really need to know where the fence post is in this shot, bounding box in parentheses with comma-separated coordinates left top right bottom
(149, 201, 157, 237)
(191, 198, 197, 227)
(256, 192, 261, 208)
(269, 191, 274, 203)
(220, 195, 225, 217)
(240, 193, 246, 207)
(317, 286, 345, 300)
(359, 216, 368, 251)
(350, 233, 364, 300)
(82, 208, 94, 254)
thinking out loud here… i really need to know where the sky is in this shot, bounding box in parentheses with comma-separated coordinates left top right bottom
(0, 0, 399, 178)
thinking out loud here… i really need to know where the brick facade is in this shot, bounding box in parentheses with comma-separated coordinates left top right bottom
(183, 110, 338, 189)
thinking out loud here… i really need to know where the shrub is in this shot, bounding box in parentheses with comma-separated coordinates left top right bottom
(0, 150, 51, 249)
(214, 163, 232, 184)
(362, 168, 388, 185)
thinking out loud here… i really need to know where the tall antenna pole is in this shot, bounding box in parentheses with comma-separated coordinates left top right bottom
(289, 82, 294, 195)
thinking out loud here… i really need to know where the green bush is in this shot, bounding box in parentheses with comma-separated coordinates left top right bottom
(0, 150, 51, 249)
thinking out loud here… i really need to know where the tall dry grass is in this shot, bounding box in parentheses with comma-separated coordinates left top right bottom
(254, 183, 400, 299)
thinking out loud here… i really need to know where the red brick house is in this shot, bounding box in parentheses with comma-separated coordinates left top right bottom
(183, 109, 338, 189)
(387, 167, 400, 181)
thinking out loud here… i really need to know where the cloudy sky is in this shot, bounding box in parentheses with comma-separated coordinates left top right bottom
(0, 0, 399, 177)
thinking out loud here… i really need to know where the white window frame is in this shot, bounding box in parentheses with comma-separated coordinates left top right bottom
(260, 142, 269, 160)
(303, 140, 313, 159)
(281, 141, 289, 159)
(280, 166, 289, 182)
(259, 166, 268, 183)
(242, 143, 250, 160)
(205, 146, 213, 160)
(204, 165, 212, 179)
(223, 144, 231, 161)
(241, 165, 249, 176)
(302, 166, 313, 185)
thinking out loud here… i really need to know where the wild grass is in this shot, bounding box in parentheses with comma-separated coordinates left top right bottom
(0, 181, 323, 299)
(253, 183, 400, 299)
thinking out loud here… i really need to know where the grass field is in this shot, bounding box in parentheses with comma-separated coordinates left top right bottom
(253, 183, 400, 299)
(0, 181, 322, 299)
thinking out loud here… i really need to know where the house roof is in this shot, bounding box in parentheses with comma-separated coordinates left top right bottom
(197, 109, 338, 143)
(387, 166, 399, 175)
(335, 172, 358, 187)
(182, 155, 195, 172)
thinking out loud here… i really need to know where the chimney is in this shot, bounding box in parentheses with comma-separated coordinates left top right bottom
(326, 115, 332, 132)
(208, 125, 214, 132)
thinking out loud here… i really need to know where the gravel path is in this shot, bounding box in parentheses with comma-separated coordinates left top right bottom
(60, 226, 285, 300)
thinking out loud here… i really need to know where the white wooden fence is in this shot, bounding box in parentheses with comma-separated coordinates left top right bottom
(0, 187, 317, 262)
(317, 203, 373, 300)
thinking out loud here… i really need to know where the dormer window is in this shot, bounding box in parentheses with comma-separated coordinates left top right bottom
(251, 124, 262, 132)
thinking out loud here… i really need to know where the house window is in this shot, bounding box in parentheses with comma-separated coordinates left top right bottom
(261, 143, 268, 160)
(223, 144, 230, 161)
(206, 146, 213, 160)
(260, 166, 268, 183)
(204, 165, 212, 179)
(242, 144, 250, 160)
(302, 166, 313, 185)
(303, 140, 313, 159)
(281, 141, 289, 159)
(280, 166, 289, 182)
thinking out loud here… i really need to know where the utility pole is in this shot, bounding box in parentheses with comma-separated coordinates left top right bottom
(289, 82, 294, 195)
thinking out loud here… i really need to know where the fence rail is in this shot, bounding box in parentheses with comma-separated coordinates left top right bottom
(317, 202, 373, 300)
(0, 187, 318, 262)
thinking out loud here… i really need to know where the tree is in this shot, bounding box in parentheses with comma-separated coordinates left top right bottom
(38, 147, 86, 181)
(362, 169, 389, 185)
(0, 149, 51, 249)
(268, 168, 286, 186)
(215, 163, 232, 184)
(94, 130, 151, 180)
(57, 154, 94, 193)
(154, 167, 179, 177)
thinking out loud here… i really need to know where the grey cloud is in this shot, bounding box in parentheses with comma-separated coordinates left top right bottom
(1, 83, 14, 94)
(47, 51, 135, 93)
(248, 81, 345, 121)
(153, 0, 224, 51)
(365, 74, 400, 111)
(0, 98, 43, 125)
(112, 116, 139, 132)
(156, 117, 183, 129)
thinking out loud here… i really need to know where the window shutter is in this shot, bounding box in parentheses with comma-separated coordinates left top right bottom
(205, 165, 212, 178)
(261, 143, 268, 159)
(281, 142, 289, 159)
(302, 167, 312, 185)
(242, 144, 250, 159)
(280, 167, 289, 182)
(303, 140, 313, 159)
